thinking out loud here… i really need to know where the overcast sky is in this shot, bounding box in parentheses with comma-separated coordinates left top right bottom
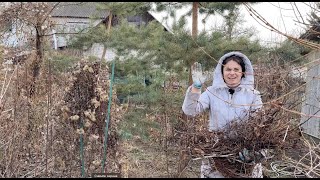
(150, 2, 316, 47)
(240, 2, 315, 45)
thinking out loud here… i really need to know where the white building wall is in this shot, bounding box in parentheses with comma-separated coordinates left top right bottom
(1, 20, 34, 48)
(83, 43, 116, 62)
(50, 17, 102, 48)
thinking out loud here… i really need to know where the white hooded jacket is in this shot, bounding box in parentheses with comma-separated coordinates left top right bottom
(182, 51, 262, 131)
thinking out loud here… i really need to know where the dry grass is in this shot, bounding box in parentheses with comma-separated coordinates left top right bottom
(0, 49, 318, 178)
(0, 52, 124, 177)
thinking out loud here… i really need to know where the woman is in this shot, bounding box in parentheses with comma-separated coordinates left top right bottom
(182, 51, 263, 178)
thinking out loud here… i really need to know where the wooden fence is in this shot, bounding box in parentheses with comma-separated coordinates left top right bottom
(300, 50, 320, 139)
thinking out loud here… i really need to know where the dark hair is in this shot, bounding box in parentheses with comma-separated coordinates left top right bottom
(221, 55, 246, 78)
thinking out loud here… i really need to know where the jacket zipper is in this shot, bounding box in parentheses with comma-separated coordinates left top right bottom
(229, 91, 234, 106)
(228, 90, 233, 122)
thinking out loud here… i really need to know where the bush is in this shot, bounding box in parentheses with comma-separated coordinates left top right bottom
(48, 54, 81, 73)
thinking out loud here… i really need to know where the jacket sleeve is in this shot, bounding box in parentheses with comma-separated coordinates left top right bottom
(182, 86, 210, 117)
(251, 89, 263, 111)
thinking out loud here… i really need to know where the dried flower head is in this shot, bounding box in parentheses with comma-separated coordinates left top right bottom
(70, 115, 79, 121)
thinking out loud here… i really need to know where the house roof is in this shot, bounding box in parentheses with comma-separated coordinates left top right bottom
(49, 2, 172, 33)
(147, 10, 173, 34)
(50, 2, 108, 19)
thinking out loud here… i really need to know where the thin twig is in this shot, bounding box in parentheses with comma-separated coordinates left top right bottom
(192, 153, 234, 161)
(282, 125, 289, 142)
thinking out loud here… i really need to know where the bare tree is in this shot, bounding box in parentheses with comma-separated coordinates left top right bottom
(0, 2, 61, 96)
(0, 2, 60, 79)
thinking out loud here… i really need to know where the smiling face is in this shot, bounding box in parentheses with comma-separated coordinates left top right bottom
(222, 60, 243, 88)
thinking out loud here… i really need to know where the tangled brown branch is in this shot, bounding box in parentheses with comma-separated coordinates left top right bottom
(175, 60, 310, 178)
(181, 103, 302, 177)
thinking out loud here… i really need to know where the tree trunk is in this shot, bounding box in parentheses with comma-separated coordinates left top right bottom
(192, 2, 198, 38)
(34, 29, 43, 78)
(188, 2, 198, 86)
(179, 2, 199, 175)
(29, 27, 43, 96)
(101, 12, 113, 62)
(101, 47, 107, 62)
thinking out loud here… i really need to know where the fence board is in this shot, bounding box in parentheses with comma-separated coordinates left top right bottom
(301, 50, 320, 139)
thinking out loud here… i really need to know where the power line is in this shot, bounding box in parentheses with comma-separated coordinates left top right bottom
(278, 2, 287, 33)
(301, 2, 320, 13)
(243, 2, 320, 49)
(292, 2, 306, 25)
(268, 2, 293, 11)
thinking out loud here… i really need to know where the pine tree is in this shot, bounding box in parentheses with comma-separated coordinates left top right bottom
(69, 2, 266, 95)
